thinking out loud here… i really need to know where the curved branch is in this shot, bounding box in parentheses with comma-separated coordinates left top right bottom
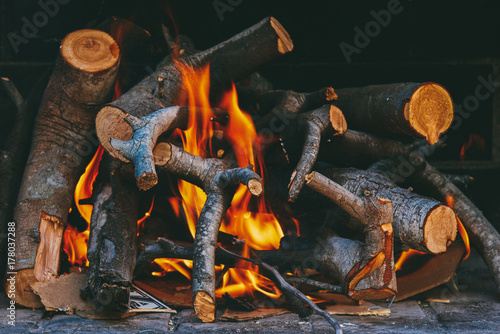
(287, 105, 347, 202)
(154, 142, 262, 321)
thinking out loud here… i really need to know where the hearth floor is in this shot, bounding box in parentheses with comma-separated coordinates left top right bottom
(1, 249, 499, 333)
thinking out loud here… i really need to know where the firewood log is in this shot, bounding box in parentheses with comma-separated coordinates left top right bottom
(152, 142, 262, 322)
(317, 167, 457, 254)
(318, 130, 411, 168)
(96, 16, 293, 182)
(263, 164, 457, 255)
(244, 87, 337, 118)
(9, 29, 119, 308)
(334, 83, 454, 144)
(365, 145, 500, 299)
(306, 172, 396, 300)
(83, 155, 139, 313)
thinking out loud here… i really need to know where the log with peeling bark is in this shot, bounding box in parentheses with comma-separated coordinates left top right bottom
(410, 160, 500, 299)
(9, 30, 119, 308)
(334, 83, 454, 144)
(153, 142, 262, 322)
(306, 171, 396, 300)
(83, 155, 139, 313)
(96, 16, 293, 187)
(316, 167, 457, 254)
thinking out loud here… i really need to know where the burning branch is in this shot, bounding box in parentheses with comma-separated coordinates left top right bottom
(217, 245, 344, 334)
(97, 16, 293, 165)
(110, 106, 188, 190)
(134, 238, 341, 332)
(242, 86, 337, 117)
(84, 155, 140, 313)
(153, 142, 262, 322)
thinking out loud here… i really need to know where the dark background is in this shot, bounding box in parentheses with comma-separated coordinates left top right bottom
(1, 0, 499, 160)
(1, 0, 499, 223)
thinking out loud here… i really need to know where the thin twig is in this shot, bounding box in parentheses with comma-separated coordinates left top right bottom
(217, 245, 343, 333)
(284, 277, 343, 294)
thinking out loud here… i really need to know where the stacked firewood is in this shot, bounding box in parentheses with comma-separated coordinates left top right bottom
(3, 16, 500, 333)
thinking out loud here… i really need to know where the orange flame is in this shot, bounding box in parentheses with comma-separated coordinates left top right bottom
(62, 224, 90, 267)
(394, 249, 426, 271)
(137, 196, 155, 236)
(445, 195, 471, 260)
(62, 146, 103, 266)
(75, 146, 104, 222)
(157, 62, 283, 299)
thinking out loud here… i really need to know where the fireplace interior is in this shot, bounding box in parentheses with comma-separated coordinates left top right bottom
(1, 0, 499, 333)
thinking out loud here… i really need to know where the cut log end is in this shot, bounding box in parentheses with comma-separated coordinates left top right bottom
(248, 178, 263, 196)
(61, 29, 120, 73)
(269, 17, 294, 54)
(406, 83, 454, 145)
(153, 142, 172, 166)
(424, 205, 458, 254)
(137, 172, 158, 191)
(96, 106, 133, 162)
(95, 284, 130, 313)
(194, 291, 216, 322)
(329, 105, 347, 135)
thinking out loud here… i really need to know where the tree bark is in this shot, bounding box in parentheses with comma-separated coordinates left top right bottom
(334, 83, 454, 144)
(84, 156, 139, 313)
(317, 167, 457, 254)
(153, 142, 262, 322)
(96, 16, 293, 164)
(11, 29, 119, 308)
(306, 171, 396, 300)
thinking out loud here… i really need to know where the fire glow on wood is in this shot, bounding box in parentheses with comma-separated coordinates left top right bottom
(63, 61, 286, 301)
